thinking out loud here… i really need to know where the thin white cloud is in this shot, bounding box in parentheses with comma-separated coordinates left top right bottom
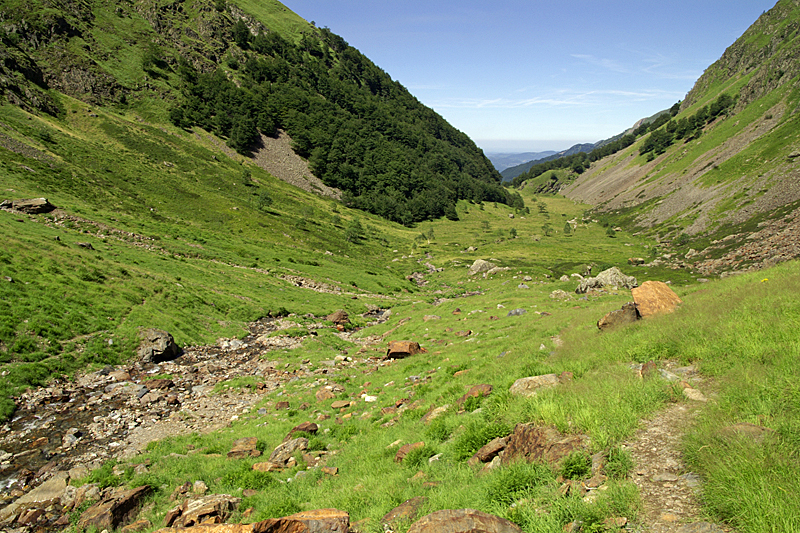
(430, 88, 684, 109)
(571, 54, 629, 73)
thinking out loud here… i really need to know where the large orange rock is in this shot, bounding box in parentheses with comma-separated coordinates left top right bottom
(156, 509, 349, 533)
(386, 341, 426, 359)
(632, 281, 682, 318)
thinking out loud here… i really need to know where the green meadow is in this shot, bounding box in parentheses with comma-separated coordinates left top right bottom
(1, 75, 798, 533)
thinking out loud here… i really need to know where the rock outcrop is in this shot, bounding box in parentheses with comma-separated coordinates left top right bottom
(0, 197, 57, 214)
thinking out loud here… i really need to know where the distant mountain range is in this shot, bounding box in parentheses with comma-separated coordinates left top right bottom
(498, 143, 596, 181)
(485, 151, 557, 172)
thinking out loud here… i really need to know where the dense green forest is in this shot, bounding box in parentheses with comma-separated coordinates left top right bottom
(169, 24, 523, 224)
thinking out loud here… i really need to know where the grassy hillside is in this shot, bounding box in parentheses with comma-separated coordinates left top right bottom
(1, 2, 799, 533)
(510, 0, 800, 272)
(0, 0, 519, 224)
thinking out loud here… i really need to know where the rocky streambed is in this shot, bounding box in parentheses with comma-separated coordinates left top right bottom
(0, 314, 386, 530)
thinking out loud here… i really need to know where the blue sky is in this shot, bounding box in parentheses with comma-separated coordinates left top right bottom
(281, 1, 777, 153)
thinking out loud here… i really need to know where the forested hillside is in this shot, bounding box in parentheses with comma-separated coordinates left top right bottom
(0, 0, 520, 224)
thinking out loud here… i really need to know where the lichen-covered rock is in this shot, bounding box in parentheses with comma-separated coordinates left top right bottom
(576, 267, 638, 293)
(467, 259, 496, 276)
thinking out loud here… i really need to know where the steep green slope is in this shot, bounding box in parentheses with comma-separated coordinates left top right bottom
(0, 95, 426, 420)
(518, 0, 800, 273)
(0, 0, 519, 224)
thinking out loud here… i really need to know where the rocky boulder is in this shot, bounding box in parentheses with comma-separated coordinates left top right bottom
(468, 436, 509, 466)
(0, 197, 56, 214)
(597, 302, 639, 330)
(500, 424, 588, 466)
(78, 485, 153, 531)
(408, 509, 523, 533)
(386, 341, 426, 359)
(576, 267, 638, 294)
(284, 422, 319, 442)
(382, 497, 428, 529)
(257, 509, 349, 533)
(269, 437, 308, 466)
(164, 494, 241, 528)
(631, 281, 682, 318)
(395, 442, 425, 463)
(509, 374, 559, 397)
(467, 259, 496, 276)
(326, 310, 350, 325)
(137, 328, 181, 363)
(457, 384, 493, 407)
(227, 437, 261, 459)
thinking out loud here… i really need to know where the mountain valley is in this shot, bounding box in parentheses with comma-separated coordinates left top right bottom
(1, 1, 800, 533)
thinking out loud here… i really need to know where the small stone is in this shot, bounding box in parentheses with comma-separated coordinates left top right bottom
(253, 462, 282, 472)
(192, 480, 208, 495)
(603, 517, 627, 529)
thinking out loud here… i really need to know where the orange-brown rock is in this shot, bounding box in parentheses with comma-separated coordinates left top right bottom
(284, 422, 319, 442)
(78, 485, 153, 531)
(227, 437, 261, 459)
(386, 341, 426, 359)
(468, 436, 509, 466)
(632, 281, 682, 318)
(164, 494, 241, 528)
(326, 310, 350, 325)
(382, 497, 428, 528)
(457, 384, 493, 406)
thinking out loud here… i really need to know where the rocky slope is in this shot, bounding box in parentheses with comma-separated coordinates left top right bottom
(559, 0, 800, 274)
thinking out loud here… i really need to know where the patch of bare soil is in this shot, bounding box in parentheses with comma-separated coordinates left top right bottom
(251, 131, 341, 200)
(625, 389, 733, 533)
